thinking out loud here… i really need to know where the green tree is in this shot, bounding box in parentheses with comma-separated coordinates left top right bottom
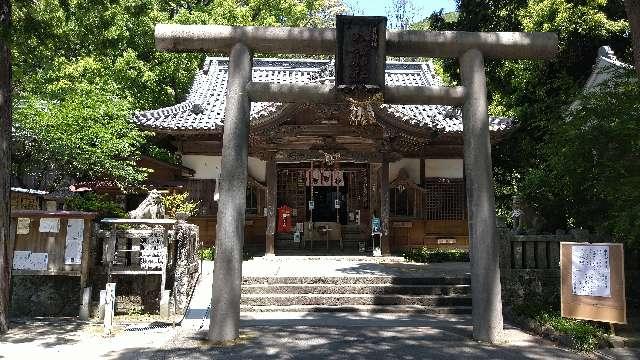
(0, 0, 11, 336)
(521, 70, 639, 246)
(429, 0, 634, 237)
(11, 0, 343, 190)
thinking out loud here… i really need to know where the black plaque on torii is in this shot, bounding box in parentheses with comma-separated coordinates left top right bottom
(335, 15, 386, 95)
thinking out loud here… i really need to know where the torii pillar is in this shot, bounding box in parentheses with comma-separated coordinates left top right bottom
(155, 17, 558, 344)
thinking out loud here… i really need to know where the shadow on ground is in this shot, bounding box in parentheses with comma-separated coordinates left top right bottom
(105, 313, 584, 360)
(0, 318, 86, 348)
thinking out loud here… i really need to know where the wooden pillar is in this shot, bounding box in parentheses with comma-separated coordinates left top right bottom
(209, 42, 252, 344)
(380, 159, 390, 255)
(265, 158, 276, 255)
(420, 158, 426, 187)
(460, 48, 503, 343)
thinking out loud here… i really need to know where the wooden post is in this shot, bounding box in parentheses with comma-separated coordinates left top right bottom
(380, 159, 390, 255)
(309, 161, 314, 251)
(106, 224, 116, 282)
(104, 283, 116, 335)
(265, 158, 276, 256)
(460, 48, 503, 343)
(209, 42, 252, 344)
(0, 0, 11, 334)
(420, 158, 426, 187)
(79, 218, 92, 319)
(161, 225, 169, 294)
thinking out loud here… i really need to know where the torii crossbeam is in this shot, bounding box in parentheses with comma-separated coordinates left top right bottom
(154, 16, 558, 345)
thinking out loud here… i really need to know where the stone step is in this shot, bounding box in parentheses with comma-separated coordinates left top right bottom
(242, 276, 471, 286)
(242, 284, 471, 296)
(240, 294, 471, 307)
(240, 305, 472, 314)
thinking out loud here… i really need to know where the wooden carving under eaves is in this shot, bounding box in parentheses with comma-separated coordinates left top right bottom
(390, 169, 427, 193)
(247, 175, 266, 191)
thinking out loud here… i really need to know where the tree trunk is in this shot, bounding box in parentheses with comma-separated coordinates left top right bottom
(0, 0, 12, 334)
(626, 0, 640, 77)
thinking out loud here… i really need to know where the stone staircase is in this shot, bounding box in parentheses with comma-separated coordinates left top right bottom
(240, 275, 472, 314)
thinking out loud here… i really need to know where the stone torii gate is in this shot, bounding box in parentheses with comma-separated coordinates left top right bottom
(155, 16, 558, 345)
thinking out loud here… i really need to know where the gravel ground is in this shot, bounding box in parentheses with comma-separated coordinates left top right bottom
(0, 313, 602, 360)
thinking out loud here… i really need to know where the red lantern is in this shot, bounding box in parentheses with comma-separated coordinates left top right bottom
(277, 205, 293, 233)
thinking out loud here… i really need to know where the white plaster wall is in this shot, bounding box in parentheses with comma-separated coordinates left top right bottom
(182, 155, 221, 179)
(248, 157, 266, 182)
(426, 159, 464, 178)
(389, 158, 421, 183)
(181, 155, 266, 181)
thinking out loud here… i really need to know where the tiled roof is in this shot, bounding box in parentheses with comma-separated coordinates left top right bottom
(133, 58, 511, 134)
(11, 187, 48, 196)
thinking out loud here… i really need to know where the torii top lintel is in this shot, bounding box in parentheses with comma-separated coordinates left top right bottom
(155, 17, 558, 60)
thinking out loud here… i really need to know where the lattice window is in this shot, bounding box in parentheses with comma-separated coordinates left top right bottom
(423, 178, 466, 220)
(276, 168, 306, 222)
(390, 187, 423, 218)
(346, 168, 369, 211)
(246, 185, 258, 215)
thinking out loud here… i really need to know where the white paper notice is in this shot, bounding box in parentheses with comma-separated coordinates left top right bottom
(572, 245, 611, 297)
(16, 218, 31, 235)
(140, 232, 165, 270)
(39, 218, 60, 233)
(13, 251, 48, 271)
(64, 219, 84, 265)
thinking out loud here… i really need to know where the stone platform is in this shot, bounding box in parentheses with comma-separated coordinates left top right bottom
(242, 256, 470, 278)
(182, 258, 472, 328)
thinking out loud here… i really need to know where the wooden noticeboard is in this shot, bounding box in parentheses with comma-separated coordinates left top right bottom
(560, 242, 626, 324)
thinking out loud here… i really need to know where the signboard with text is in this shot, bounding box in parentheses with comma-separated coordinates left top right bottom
(560, 242, 626, 324)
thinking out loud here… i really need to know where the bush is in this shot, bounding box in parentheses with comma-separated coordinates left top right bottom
(513, 303, 608, 352)
(402, 247, 470, 263)
(162, 192, 199, 219)
(198, 246, 215, 261)
(65, 193, 126, 218)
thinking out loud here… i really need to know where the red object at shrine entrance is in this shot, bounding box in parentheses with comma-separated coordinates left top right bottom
(277, 205, 293, 233)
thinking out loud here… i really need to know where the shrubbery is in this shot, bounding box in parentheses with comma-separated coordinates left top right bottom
(402, 247, 469, 263)
(512, 303, 608, 352)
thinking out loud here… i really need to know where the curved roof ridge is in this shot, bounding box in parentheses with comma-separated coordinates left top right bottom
(132, 57, 513, 134)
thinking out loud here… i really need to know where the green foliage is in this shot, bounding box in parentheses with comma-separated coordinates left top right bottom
(162, 192, 199, 219)
(520, 70, 640, 246)
(198, 246, 215, 261)
(65, 193, 127, 219)
(402, 247, 469, 263)
(513, 303, 608, 352)
(143, 144, 181, 166)
(12, 0, 345, 190)
(428, 0, 634, 243)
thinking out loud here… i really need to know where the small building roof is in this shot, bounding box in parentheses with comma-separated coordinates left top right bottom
(11, 187, 48, 196)
(583, 46, 633, 91)
(133, 58, 511, 134)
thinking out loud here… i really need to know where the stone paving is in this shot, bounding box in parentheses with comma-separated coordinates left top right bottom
(1, 258, 631, 359)
(241, 257, 471, 278)
(0, 313, 602, 359)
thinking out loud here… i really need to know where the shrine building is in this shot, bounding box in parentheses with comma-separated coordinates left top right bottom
(133, 57, 512, 255)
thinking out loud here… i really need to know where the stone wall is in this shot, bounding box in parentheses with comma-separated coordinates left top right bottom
(10, 220, 200, 318)
(499, 229, 637, 315)
(10, 275, 80, 317)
